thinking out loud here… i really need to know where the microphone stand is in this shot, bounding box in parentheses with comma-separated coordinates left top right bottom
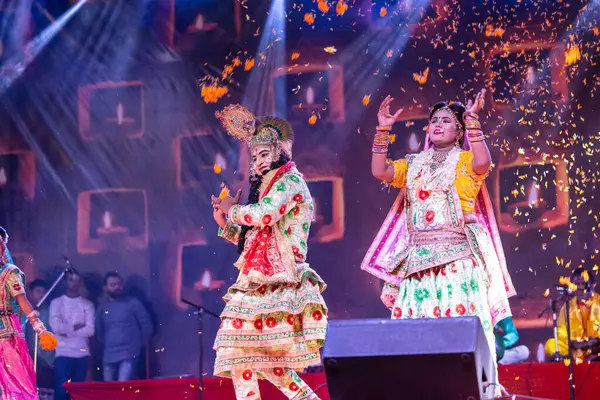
(538, 298, 564, 362)
(539, 287, 575, 400)
(180, 298, 220, 400)
(563, 291, 576, 400)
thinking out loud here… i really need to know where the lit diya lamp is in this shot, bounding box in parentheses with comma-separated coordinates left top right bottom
(509, 181, 546, 225)
(193, 269, 225, 291)
(0, 167, 7, 187)
(407, 132, 420, 153)
(96, 211, 129, 236)
(106, 103, 134, 126)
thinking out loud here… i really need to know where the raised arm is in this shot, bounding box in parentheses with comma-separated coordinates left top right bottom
(464, 89, 491, 175)
(372, 96, 403, 184)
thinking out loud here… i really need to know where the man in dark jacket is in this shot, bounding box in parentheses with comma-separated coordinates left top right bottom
(96, 272, 152, 381)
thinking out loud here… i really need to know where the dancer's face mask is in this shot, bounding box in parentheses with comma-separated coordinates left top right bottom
(428, 109, 462, 147)
(252, 145, 276, 175)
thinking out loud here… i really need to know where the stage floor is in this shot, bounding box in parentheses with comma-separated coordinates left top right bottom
(65, 362, 600, 400)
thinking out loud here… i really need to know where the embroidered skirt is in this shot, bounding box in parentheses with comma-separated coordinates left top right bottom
(213, 263, 327, 377)
(0, 320, 37, 400)
(383, 256, 495, 355)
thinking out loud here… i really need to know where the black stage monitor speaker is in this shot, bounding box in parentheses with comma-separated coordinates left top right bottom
(323, 317, 495, 400)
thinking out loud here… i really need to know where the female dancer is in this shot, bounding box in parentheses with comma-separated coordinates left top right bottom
(362, 89, 515, 357)
(211, 104, 327, 400)
(0, 228, 58, 399)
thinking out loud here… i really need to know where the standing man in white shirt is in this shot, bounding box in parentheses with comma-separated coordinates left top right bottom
(50, 269, 95, 400)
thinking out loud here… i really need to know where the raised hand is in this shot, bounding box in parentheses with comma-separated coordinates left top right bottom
(211, 196, 226, 228)
(377, 95, 403, 128)
(466, 89, 486, 115)
(215, 189, 242, 214)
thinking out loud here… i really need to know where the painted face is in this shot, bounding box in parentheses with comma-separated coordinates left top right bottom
(252, 145, 276, 175)
(428, 109, 462, 147)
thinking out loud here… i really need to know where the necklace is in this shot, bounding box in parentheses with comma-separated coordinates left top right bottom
(431, 148, 452, 164)
(407, 147, 461, 191)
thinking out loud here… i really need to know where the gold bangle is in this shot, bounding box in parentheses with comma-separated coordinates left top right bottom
(376, 125, 392, 132)
(468, 137, 484, 143)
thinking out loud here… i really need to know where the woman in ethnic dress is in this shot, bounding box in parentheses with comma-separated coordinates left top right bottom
(362, 89, 516, 361)
(211, 104, 327, 400)
(0, 228, 57, 399)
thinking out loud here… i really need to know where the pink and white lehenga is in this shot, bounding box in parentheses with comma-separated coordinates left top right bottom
(0, 264, 37, 400)
(362, 140, 516, 361)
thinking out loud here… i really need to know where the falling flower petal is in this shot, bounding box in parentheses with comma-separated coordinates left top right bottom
(304, 12, 315, 25)
(317, 0, 330, 13)
(335, 0, 348, 16)
(219, 186, 230, 199)
(244, 58, 255, 71)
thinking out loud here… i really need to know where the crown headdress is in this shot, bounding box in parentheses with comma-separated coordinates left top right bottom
(215, 104, 256, 142)
(216, 105, 295, 158)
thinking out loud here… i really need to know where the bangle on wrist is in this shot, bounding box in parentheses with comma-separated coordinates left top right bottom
(464, 111, 479, 120)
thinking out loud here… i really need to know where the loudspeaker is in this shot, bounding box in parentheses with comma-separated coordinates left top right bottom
(323, 317, 495, 400)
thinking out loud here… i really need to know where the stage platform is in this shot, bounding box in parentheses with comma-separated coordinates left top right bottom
(65, 362, 600, 400)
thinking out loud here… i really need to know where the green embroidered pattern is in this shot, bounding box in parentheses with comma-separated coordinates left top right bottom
(302, 222, 309, 232)
(299, 240, 306, 249)
(417, 248, 431, 257)
(483, 320, 492, 331)
(470, 280, 479, 291)
(414, 288, 430, 302)
(436, 289, 442, 300)
(407, 243, 470, 269)
(263, 197, 272, 204)
(447, 284, 453, 297)
(461, 282, 469, 294)
(289, 175, 300, 183)
(446, 191, 459, 227)
(277, 182, 286, 191)
(292, 374, 303, 384)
